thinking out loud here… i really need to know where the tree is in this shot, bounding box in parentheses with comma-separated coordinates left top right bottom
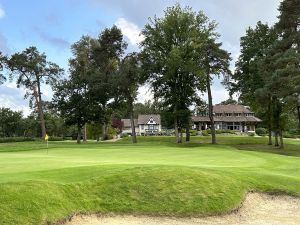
(141, 4, 210, 143)
(273, 0, 300, 136)
(0, 52, 6, 84)
(52, 77, 89, 144)
(219, 97, 238, 105)
(6, 47, 63, 138)
(118, 53, 142, 143)
(257, 0, 300, 148)
(69, 35, 96, 142)
(229, 22, 277, 145)
(202, 39, 231, 144)
(0, 108, 23, 137)
(53, 37, 93, 144)
(89, 26, 127, 140)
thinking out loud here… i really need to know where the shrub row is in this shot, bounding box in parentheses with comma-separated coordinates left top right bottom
(0, 137, 35, 143)
(202, 129, 240, 136)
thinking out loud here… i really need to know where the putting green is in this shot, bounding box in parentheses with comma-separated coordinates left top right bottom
(0, 136, 299, 225)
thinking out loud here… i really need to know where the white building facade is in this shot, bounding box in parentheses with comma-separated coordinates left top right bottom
(121, 114, 162, 136)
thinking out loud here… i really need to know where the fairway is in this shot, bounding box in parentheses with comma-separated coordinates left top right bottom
(0, 136, 299, 225)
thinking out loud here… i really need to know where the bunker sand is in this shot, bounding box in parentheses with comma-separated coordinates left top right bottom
(64, 192, 300, 225)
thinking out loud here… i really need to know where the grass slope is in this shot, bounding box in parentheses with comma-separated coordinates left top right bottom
(0, 136, 299, 225)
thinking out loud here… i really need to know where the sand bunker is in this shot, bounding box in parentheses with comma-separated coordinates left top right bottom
(64, 193, 300, 225)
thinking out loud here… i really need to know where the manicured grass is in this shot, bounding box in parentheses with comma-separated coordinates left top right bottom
(0, 136, 299, 225)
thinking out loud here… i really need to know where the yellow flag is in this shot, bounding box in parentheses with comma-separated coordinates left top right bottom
(45, 134, 49, 141)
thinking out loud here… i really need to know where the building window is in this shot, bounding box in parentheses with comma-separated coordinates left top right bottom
(141, 125, 144, 130)
(149, 124, 154, 130)
(235, 113, 241, 117)
(226, 113, 232, 117)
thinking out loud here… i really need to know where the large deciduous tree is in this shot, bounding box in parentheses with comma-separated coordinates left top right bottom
(141, 4, 210, 143)
(6, 47, 63, 138)
(118, 53, 142, 143)
(53, 37, 94, 144)
(0, 108, 23, 137)
(90, 26, 127, 140)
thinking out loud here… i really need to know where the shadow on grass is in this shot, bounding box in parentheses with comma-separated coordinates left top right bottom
(235, 144, 300, 157)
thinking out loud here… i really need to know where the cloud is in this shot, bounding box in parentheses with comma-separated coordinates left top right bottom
(0, 5, 5, 19)
(115, 18, 144, 45)
(0, 84, 31, 116)
(34, 27, 70, 49)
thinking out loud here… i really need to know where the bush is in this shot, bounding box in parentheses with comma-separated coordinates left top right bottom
(0, 137, 35, 143)
(201, 130, 210, 136)
(190, 130, 198, 136)
(48, 137, 64, 141)
(283, 132, 297, 139)
(121, 133, 129, 138)
(205, 129, 238, 135)
(255, 128, 267, 136)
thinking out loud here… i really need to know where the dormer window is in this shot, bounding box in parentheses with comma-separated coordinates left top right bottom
(226, 113, 232, 117)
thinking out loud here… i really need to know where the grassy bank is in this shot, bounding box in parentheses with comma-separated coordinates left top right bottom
(0, 136, 299, 225)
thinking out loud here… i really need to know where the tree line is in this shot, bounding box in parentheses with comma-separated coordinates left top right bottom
(228, 0, 300, 149)
(0, 0, 299, 147)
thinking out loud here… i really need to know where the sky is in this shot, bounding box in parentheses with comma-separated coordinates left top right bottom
(0, 0, 281, 116)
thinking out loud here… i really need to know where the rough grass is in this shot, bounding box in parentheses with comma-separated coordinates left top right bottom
(0, 136, 299, 225)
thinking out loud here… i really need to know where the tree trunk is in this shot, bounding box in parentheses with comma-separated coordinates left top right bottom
(36, 83, 46, 139)
(179, 128, 183, 143)
(268, 130, 272, 145)
(129, 99, 137, 144)
(279, 129, 284, 149)
(174, 117, 180, 143)
(186, 127, 190, 142)
(206, 73, 216, 144)
(267, 100, 273, 145)
(83, 123, 87, 142)
(297, 105, 300, 134)
(102, 122, 106, 140)
(77, 124, 81, 144)
(274, 131, 279, 147)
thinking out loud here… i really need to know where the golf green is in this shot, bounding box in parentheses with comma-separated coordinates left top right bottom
(0, 136, 299, 225)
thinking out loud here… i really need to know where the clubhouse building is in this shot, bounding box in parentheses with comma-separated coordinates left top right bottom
(192, 104, 262, 132)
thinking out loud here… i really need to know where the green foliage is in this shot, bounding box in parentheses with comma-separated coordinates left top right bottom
(106, 126, 118, 140)
(203, 129, 238, 135)
(48, 137, 64, 141)
(0, 51, 6, 84)
(0, 137, 35, 143)
(201, 130, 209, 136)
(120, 133, 129, 138)
(219, 97, 238, 105)
(141, 4, 214, 141)
(0, 108, 24, 137)
(190, 130, 198, 136)
(87, 122, 102, 141)
(6, 47, 64, 138)
(255, 128, 268, 136)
